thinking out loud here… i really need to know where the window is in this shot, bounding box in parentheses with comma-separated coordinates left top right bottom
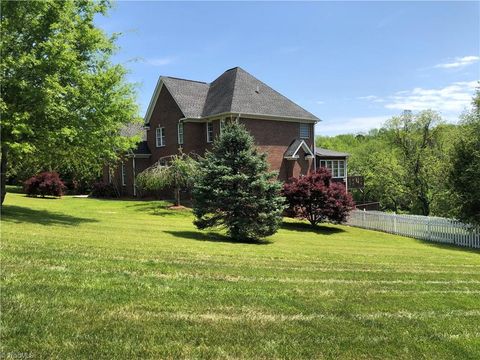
(300, 123, 310, 139)
(156, 127, 165, 147)
(206, 122, 214, 143)
(121, 162, 126, 186)
(177, 122, 184, 145)
(319, 159, 346, 178)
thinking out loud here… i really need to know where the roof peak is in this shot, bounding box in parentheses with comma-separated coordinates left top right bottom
(162, 76, 207, 84)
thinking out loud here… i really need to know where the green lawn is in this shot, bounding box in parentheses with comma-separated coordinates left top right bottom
(1, 193, 479, 359)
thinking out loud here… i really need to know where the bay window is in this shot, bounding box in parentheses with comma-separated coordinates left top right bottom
(319, 159, 346, 178)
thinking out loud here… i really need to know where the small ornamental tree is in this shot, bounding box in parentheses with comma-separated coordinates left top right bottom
(283, 168, 355, 227)
(193, 122, 284, 241)
(23, 172, 66, 197)
(136, 153, 198, 206)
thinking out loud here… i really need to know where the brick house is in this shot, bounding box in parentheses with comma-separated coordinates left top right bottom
(105, 67, 348, 196)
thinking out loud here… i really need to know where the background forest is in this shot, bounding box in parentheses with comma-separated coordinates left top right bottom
(316, 89, 479, 222)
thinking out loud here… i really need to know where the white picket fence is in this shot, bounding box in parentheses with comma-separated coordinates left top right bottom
(347, 210, 480, 249)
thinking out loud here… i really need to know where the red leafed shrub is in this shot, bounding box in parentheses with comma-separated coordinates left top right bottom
(23, 172, 67, 198)
(282, 167, 355, 226)
(90, 181, 117, 198)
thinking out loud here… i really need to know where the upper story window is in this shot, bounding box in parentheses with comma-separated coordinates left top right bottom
(121, 162, 126, 186)
(156, 127, 165, 147)
(300, 123, 310, 139)
(319, 159, 346, 178)
(206, 122, 214, 143)
(177, 122, 184, 145)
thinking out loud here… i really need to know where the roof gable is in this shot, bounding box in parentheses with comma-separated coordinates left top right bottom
(284, 139, 314, 159)
(161, 77, 209, 118)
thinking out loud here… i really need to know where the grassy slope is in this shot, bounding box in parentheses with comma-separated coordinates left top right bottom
(1, 193, 479, 359)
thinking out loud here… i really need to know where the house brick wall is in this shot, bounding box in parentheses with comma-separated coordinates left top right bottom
(147, 86, 185, 163)
(105, 86, 317, 196)
(240, 118, 314, 181)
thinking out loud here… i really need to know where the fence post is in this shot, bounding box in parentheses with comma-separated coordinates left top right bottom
(362, 209, 366, 228)
(426, 218, 431, 241)
(393, 212, 397, 234)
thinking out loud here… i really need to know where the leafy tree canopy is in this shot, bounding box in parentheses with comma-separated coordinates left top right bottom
(448, 88, 480, 227)
(0, 0, 141, 203)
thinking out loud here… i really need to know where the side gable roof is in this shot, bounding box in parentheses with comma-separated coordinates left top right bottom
(284, 139, 314, 159)
(316, 148, 349, 158)
(161, 77, 210, 118)
(145, 67, 320, 123)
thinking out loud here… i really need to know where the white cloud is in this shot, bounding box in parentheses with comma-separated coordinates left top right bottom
(317, 115, 392, 135)
(316, 100, 325, 105)
(384, 81, 477, 113)
(144, 57, 175, 66)
(357, 81, 477, 114)
(357, 95, 385, 103)
(434, 56, 479, 69)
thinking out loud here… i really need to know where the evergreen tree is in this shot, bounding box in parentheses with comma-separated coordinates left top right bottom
(193, 122, 284, 241)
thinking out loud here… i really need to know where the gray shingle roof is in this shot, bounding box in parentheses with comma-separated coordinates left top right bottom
(154, 67, 319, 121)
(161, 77, 209, 119)
(316, 148, 349, 157)
(284, 139, 303, 158)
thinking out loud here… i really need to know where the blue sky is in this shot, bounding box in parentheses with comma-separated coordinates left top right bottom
(96, 1, 479, 135)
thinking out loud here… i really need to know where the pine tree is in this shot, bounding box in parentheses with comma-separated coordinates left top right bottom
(193, 122, 284, 241)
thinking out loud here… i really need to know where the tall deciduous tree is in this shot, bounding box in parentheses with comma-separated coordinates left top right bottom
(0, 0, 141, 204)
(449, 89, 480, 227)
(385, 110, 445, 216)
(193, 122, 284, 242)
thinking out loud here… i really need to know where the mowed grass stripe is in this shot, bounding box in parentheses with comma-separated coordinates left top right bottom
(1, 193, 479, 359)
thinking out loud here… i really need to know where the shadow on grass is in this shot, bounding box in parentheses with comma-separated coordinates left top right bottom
(412, 237, 480, 254)
(127, 202, 191, 216)
(1, 205, 98, 226)
(164, 230, 272, 245)
(281, 221, 345, 235)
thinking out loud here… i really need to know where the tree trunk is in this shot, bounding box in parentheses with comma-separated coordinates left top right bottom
(175, 187, 180, 206)
(1, 145, 8, 205)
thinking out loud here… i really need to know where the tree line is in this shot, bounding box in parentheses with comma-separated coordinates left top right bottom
(316, 91, 479, 225)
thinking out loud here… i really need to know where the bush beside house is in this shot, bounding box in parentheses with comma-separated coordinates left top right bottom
(283, 168, 355, 227)
(23, 172, 66, 198)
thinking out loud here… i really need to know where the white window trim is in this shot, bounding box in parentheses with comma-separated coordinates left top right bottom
(206, 122, 213, 143)
(156, 127, 165, 147)
(319, 159, 346, 178)
(177, 122, 184, 145)
(121, 162, 126, 186)
(299, 123, 310, 139)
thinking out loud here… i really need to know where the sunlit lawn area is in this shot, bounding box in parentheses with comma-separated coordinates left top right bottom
(1, 192, 479, 359)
